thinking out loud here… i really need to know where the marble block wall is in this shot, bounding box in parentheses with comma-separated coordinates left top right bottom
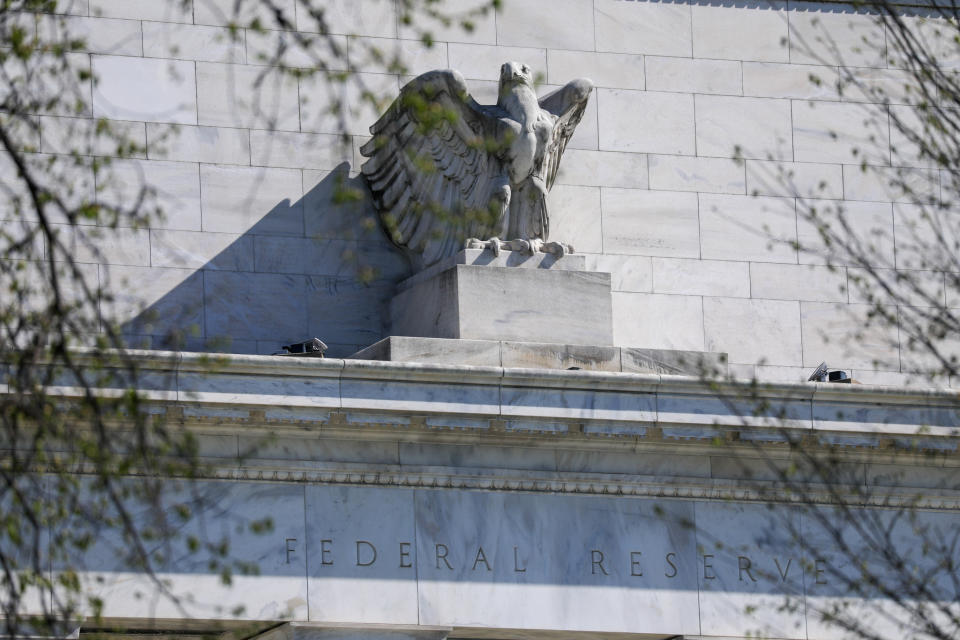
(62, 477, 960, 640)
(1, 0, 952, 385)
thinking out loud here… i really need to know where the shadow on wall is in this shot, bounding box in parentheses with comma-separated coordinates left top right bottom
(115, 162, 412, 358)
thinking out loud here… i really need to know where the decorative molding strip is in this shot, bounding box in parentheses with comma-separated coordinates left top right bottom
(190, 463, 960, 511)
(22, 454, 957, 511)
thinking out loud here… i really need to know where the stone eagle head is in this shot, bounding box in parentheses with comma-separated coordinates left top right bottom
(499, 61, 534, 89)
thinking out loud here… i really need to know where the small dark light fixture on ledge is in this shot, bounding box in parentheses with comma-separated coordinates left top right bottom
(808, 361, 852, 383)
(277, 338, 328, 357)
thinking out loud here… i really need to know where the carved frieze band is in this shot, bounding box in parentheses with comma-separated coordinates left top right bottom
(15, 444, 960, 509)
(195, 465, 960, 511)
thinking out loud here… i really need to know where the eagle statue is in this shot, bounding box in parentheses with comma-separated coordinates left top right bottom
(360, 62, 594, 271)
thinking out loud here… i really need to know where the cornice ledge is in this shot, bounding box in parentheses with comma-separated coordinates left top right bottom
(13, 350, 960, 423)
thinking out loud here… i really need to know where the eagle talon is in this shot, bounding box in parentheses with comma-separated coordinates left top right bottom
(465, 237, 504, 256)
(542, 241, 573, 257)
(510, 239, 531, 254)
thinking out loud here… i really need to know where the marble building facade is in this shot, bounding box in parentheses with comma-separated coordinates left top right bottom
(34, 350, 960, 640)
(3, 2, 960, 640)
(3, 0, 949, 385)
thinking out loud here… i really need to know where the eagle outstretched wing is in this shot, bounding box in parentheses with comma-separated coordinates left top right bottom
(360, 70, 508, 270)
(538, 78, 594, 191)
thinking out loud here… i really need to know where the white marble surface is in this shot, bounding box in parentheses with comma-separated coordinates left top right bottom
(90, 0, 192, 22)
(55, 478, 960, 620)
(657, 389, 813, 429)
(73, 480, 309, 620)
(692, 1, 788, 62)
(792, 100, 891, 165)
(145, 21, 245, 63)
(547, 184, 604, 254)
(99, 264, 205, 337)
(309, 0, 398, 39)
(788, 2, 886, 68)
(651, 257, 750, 298)
(255, 625, 451, 640)
(699, 193, 799, 263)
(15, 351, 960, 636)
(646, 57, 742, 96)
(696, 95, 793, 161)
(151, 229, 254, 271)
(340, 377, 500, 416)
(147, 123, 251, 165)
(194, 0, 296, 29)
(399, 249, 588, 293)
(800, 302, 901, 370)
(250, 131, 352, 171)
(812, 398, 960, 436)
(501, 383, 657, 422)
(396, 0, 495, 44)
(595, 0, 692, 57)
(196, 62, 300, 130)
(601, 189, 701, 258)
(391, 265, 613, 346)
(745, 157, 845, 199)
(178, 370, 340, 408)
(598, 89, 695, 155)
(750, 263, 849, 303)
(844, 165, 938, 204)
(704, 297, 803, 366)
(648, 155, 746, 195)
(305, 486, 419, 624)
(200, 164, 304, 235)
(585, 254, 653, 292)
(13, 0, 960, 631)
(613, 292, 705, 352)
(92, 55, 197, 125)
(694, 501, 807, 639)
(97, 158, 203, 231)
(556, 149, 648, 189)
(796, 201, 896, 268)
(496, 0, 595, 50)
(743, 62, 841, 101)
(30, 349, 960, 442)
(300, 71, 399, 136)
(548, 50, 645, 91)
(413, 490, 701, 635)
(25, 0, 955, 376)
(39, 14, 143, 56)
(800, 505, 958, 640)
(203, 271, 309, 342)
(40, 115, 147, 157)
(350, 336, 723, 376)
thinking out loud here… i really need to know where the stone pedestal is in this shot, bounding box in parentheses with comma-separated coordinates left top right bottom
(389, 249, 613, 345)
(378, 248, 727, 374)
(351, 335, 727, 375)
(252, 624, 449, 640)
